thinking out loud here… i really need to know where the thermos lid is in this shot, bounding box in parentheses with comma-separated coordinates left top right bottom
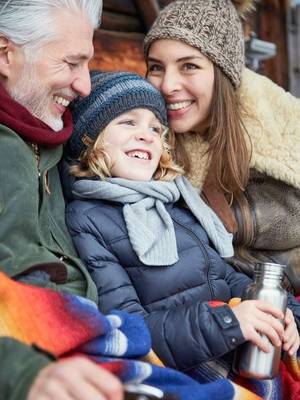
(254, 262, 286, 280)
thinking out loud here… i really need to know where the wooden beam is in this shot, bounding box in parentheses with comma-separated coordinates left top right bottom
(101, 11, 143, 32)
(257, 0, 288, 89)
(134, 0, 161, 30)
(103, 0, 137, 16)
(91, 29, 146, 76)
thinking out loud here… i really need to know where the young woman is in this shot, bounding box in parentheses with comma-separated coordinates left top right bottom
(63, 70, 300, 382)
(144, 0, 300, 295)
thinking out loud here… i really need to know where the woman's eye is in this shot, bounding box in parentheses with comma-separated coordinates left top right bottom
(182, 63, 199, 70)
(147, 64, 163, 73)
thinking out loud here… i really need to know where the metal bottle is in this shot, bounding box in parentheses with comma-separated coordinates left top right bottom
(234, 262, 287, 379)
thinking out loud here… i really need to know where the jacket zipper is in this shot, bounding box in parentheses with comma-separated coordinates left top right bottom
(172, 216, 215, 300)
(31, 143, 41, 177)
(31, 143, 51, 194)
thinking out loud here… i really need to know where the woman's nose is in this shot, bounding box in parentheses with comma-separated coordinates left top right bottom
(160, 70, 181, 96)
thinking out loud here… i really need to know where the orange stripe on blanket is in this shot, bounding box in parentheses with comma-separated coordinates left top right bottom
(0, 272, 105, 356)
(232, 383, 262, 400)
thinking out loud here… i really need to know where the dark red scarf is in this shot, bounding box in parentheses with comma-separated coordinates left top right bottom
(0, 83, 73, 146)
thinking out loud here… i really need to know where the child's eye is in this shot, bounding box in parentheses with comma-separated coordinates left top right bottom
(119, 120, 135, 126)
(150, 126, 162, 135)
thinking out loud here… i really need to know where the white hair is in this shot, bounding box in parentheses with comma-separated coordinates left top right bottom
(0, 0, 102, 56)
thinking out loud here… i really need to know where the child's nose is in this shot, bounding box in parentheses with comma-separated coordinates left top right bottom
(135, 130, 153, 143)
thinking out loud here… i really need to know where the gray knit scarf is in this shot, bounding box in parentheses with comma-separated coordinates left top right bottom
(72, 176, 233, 266)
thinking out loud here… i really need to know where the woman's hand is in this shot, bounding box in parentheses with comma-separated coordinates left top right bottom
(231, 300, 284, 352)
(27, 357, 124, 400)
(282, 308, 300, 356)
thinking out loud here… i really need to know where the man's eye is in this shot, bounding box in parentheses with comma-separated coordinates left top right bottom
(67, 62, 77, 70)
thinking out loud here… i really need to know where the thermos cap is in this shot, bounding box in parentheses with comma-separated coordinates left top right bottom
(254, 262, 286, 279)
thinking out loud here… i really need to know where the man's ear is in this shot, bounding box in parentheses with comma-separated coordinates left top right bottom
(0, 36, 16, 78)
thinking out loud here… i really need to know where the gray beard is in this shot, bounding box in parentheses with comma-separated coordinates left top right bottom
(9, 63, 64, 132)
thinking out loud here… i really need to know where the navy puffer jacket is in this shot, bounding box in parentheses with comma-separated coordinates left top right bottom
(65, 197, 300, 372)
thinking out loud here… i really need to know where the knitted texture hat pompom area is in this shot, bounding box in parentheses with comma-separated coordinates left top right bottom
(144, 0, 255, 88)
(66, 71, 168, 160)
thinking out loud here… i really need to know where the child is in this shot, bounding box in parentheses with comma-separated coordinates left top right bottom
(63, 71, 300, 378)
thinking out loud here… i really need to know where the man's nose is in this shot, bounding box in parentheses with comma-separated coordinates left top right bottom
(72, 65, 91, 97)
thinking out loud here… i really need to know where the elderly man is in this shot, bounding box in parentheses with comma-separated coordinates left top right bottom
(0, 1, 123, 399)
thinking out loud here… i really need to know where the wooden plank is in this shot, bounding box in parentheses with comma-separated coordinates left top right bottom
(233, 0, 288, 88)
(159, 0, 174, 7)
(257, 0, 288, 89)
(288, 5, 300, 96)
(134, 0, 160, 29)
(91, 29, 146, 76)
(101, 11, 143, 32)
(103, 0, 137, 16)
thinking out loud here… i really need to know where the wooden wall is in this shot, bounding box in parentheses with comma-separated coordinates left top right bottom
(91, 0, 146, 75)
(244, 0, 289, 89)
(90, 0, 290, 89)
(288, 5, 300, 96)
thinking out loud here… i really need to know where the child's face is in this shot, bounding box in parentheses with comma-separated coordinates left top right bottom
(102, 108, 164, 181)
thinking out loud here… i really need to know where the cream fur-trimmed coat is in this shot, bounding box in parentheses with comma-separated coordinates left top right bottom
(182, 68, 300, 293)
(184, 68, 300, 191)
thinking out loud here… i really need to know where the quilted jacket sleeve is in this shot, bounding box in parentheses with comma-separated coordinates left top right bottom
(66, 205, 246, 371)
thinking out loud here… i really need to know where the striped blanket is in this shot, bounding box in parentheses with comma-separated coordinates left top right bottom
(0, 271, 298, 399)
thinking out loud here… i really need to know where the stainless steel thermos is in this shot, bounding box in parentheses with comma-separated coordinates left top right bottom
(234, 262, 287, 379)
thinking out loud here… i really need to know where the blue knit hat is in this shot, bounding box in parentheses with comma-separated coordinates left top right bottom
(66, 70, 168, 159)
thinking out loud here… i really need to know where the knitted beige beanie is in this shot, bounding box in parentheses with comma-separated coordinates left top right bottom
(144, 0, 255, 88)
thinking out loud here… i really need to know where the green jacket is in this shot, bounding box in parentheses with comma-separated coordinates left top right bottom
(0, 124, 98, 399)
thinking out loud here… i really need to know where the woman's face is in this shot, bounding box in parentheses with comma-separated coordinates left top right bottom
(147, 39, 214, 134)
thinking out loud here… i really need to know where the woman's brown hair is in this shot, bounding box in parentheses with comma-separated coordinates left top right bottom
(171, 65, 254, 247)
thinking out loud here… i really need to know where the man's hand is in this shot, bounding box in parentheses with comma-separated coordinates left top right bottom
(27, 357, 124, 400)
(282, 308, 300, 356)
(232, 300, 284, 352)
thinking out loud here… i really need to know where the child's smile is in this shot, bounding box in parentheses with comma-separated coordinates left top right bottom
(126, 149, 152, 161)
